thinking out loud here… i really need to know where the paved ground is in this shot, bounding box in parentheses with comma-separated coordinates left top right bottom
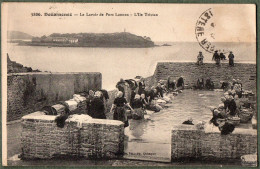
(7, 122, 22, 158)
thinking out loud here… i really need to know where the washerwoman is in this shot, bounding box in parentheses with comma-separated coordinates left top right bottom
(110, 91, 133, 127)
(131, 94, 145, 120)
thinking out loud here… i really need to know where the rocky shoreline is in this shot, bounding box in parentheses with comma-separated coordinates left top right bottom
(7, 54, 41, 73)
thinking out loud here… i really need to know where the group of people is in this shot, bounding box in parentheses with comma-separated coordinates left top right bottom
(194, 77, 215, 90)
(111, 76, 185, 127)
(52, 89, 110, 127)
(220, 78, 243, 95)
(84, 89, 109, 119)
(82, 74, 252, 136)
(167, 76, 185, 91)
(212, 51, 235, 66)
(82, 77, 175, 128)
(210, 79, 253, 134)
(197, 51, 235, 66)
(54, 72, 253, 136)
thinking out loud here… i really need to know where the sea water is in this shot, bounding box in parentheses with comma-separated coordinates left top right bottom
(7, 42, 256, 90)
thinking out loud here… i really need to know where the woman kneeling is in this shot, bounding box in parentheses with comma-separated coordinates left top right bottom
(131, 94, 145, 120)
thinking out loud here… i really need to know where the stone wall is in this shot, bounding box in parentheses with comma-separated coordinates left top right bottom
(7, 72, 102, 121)
(154, 62, 256, 91)
(21, 112, 124, 159)
(171, 124, 257, 161)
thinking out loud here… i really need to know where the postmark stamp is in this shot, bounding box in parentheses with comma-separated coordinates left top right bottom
(195, 8, 229, 54)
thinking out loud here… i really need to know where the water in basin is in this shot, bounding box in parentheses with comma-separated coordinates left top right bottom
(125, 90, 224, 144)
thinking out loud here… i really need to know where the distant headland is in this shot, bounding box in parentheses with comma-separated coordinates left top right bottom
(16, 32, 155, 48)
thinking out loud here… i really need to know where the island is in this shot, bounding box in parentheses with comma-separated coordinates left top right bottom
(18, 32, 155, 48)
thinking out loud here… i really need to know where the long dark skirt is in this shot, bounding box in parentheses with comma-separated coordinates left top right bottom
(216, 58, 220, 65)
(92, 112, 106, 119)
(229, 59, 234, 66)
(113, 107, 129, 127)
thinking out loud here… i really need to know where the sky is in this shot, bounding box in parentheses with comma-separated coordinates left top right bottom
(2, 3, 256, 42)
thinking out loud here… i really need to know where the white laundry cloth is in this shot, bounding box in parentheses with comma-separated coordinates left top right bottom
(65, 100, 78, 111)
(157, 99, 166, 103)
(67, 114, 92, 128)
(73, 94, 86, 103)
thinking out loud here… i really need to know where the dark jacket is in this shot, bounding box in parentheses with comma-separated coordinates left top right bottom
(90, 97, 106, 119)
(138, 81, 146, 94)
(114, 97, 127, 107)
(220, 53, 226, 60)
(221, 82, 229, 89)
(177, 77, 184, 87)
(146, 90, 155, 102)
(228, 53, 234, 60)
(132, 99, 144, 109)
(197, 78, 204, 86)
(227, 99, 237, 116)
(99, 89, 109, 100)
(130, 90, 136, 106)
(212, 53, 220, 60)
(156, 86, 163, 97)
(167, 81, 176, 90)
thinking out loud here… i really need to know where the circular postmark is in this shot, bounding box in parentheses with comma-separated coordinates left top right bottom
(195, 8, 230, 54)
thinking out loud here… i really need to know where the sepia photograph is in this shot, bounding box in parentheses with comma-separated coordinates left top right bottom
(1, 2, 257, 167)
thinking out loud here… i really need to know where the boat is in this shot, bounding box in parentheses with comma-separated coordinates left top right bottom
(162, 43, 171, 46)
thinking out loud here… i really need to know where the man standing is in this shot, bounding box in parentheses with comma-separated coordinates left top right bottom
(212, 50, 220, 65)
(228, 51, 235, 66)
(197, 51, 204, 65)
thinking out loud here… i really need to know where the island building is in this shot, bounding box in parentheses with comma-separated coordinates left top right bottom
(32, 36, 79, 43)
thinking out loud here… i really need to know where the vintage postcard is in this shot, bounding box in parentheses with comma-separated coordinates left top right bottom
(1, 2, 257, 167)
